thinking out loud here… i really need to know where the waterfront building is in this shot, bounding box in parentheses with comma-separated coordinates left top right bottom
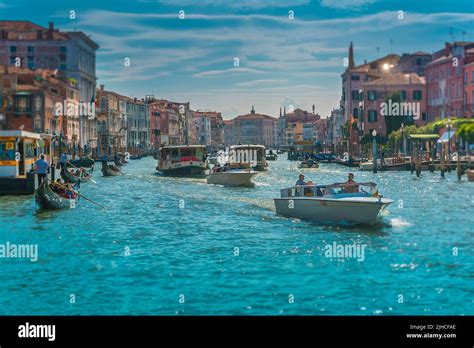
(223, 119, 235, 147)
(233, 106, 278, 147)
(193, 113, 212, 146)
(463, 51, 474, 118)
(126, 97, 149, 151)
(279, 107, 320, 147)
(193, 110, 224, 150)
(425, 42, 474, 121)
(393, 52, 432, 76)
(326, 108, 344, 153)
(96, 85, 128, 155)
(359, 72, 427, 137)
(0, 21, 99, 152)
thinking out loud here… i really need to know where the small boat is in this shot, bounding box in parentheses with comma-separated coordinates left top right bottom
(156, 145, 208, 177)
(68, 156, 95, 170)
(466, 169, 474, 182)
(61, 167, 92, 183)
(274, 183, 392, 224)
(207, 156, 219, 165)
(266, 151, 278, 161)
(207, 167, 258, 187)
(101, 162, 122, 177)
(229, 144, 268, 171)
(35, 181, 79, 210)
(299, 159, 319, 168)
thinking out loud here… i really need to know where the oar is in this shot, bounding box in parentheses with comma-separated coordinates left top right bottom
(49, 180, 107, 210)
(66, 160, 97, 184)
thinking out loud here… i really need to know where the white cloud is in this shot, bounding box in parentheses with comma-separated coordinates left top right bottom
(193, 67, 265, 77)
(152, 0, 310, 9)
(320, 0, 378, 10)
(235, 79, 288, 87)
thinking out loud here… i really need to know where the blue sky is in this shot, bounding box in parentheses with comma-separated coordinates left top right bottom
(1, 0, 473, 118)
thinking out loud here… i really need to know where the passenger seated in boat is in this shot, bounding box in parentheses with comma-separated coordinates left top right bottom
(304, 181, 315, 196)
(295, 174, 306, 186)
(343, 173, 359, 193)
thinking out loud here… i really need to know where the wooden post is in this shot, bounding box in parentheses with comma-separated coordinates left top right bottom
(457, 142, 462, 180)
(429, 140, 435, 172)
(440, 142, 446, 178)
(415, 142, 421, 177)
(410, 140, 415, 174)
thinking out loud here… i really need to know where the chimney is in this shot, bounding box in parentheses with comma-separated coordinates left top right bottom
(445, 42, 451, 57)
(99, 84, 104, 91)
(49, 22, 54, 31)
(312, 104, 315, 114)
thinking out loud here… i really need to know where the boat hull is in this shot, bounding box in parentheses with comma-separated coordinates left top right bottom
(35, 182, 76, 210)
(61, 168, 92, 183)
(274, 197, 392, 224)
(101, 162, 121, 177)
(207, 171, 258, 187)
(157, 162, 207, 177)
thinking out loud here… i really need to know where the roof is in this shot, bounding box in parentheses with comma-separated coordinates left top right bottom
(235, 113, 277, 121)
(343, 54, 400, 75)
(0, 20, 69, 40)
(364, 73, 425, 86)
(160, 145, 206, 149)
(230, 144, 266, 149)
(0, 130, 42, 139)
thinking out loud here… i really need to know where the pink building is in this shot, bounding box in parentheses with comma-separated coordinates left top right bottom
(463, 50, 474, 118)
(425, 42, 474, 121)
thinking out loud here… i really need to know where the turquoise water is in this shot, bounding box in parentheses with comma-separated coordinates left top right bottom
(0, 157, 472, 315)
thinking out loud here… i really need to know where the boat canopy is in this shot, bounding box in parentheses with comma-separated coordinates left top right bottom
(408, 134, 439, 140)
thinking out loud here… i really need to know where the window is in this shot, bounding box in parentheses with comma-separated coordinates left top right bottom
(351, 75, 360, 81)
(352, 108, 359, 119)
(416, 58, 422, 66)
(422, 112, 427, 121)
(413, 90, 422, 101)
(10, 46, 17, 53)
(60, 46, 67, 53)
(9, 56, 17, 65)
(472, 71, 474, 83)
(401, 90, 407, 101)
(59, 63, 67, 70)
(27, 46, 34, 53)
(14, 95, 32, 113)
(368, 110, 377, 123)
(368, 90, 377, 101)
(351, 90, 360, 101)
(27, 56, 35, 69)
(100, 97, 106, 111)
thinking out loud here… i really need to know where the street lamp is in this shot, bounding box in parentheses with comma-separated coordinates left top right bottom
(372, 129, 377, 173)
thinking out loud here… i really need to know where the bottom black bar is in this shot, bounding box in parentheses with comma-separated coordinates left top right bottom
(0, 316, 471, 346)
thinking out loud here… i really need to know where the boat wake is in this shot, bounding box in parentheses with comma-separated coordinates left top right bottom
(389, 217, 412, 228)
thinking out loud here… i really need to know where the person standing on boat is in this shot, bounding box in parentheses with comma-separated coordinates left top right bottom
(35, 155, 49, 185)
(59, 152, 68, 168)
(344, 173, 359, 193)
(296, 174, 306, 186)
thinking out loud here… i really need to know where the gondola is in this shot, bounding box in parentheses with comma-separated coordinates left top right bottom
(61, 167, 92, 183)
(35, 181, 78, 210)
(101, 161, 122, 177)
(67, 156, 95, 171)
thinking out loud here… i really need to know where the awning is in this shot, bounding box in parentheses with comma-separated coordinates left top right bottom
(408, 134, 439, 140)
(437, 129, 456, 143)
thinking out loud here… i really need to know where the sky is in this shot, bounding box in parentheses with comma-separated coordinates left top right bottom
(1, 0, 473, 119)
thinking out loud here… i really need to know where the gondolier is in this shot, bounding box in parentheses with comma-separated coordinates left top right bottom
(34, 155, 49, 184)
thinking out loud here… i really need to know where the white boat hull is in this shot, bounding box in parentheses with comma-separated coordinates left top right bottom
(274, 197, 392, 224)
(207, 171, 258, 187)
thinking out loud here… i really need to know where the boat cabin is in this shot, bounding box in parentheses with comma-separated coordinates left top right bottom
(159, 145, 207, 164)
(0, 130, 52, 178)
(229, 144, 267, 169)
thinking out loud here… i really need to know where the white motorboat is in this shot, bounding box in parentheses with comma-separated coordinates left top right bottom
(299, 159, 319, 168)
(274, 183, 392, 224)
(229, 144, 268, 171)
(207, 168, 258, 187)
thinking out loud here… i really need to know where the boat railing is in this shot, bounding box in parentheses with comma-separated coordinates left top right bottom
(280, 182, 377, 198)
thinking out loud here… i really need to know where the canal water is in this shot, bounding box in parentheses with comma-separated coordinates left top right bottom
(0, 157, 472, 315)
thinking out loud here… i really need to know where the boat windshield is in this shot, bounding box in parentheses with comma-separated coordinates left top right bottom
(281, 183, 376, 198)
